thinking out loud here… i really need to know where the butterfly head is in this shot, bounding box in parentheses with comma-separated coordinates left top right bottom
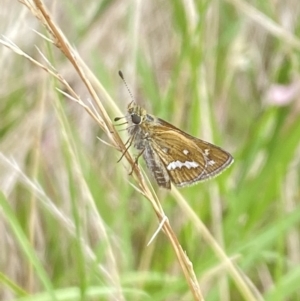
(127, 102, 147, 125)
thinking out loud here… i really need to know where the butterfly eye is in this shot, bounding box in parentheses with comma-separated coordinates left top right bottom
(131, 113, 141, 124)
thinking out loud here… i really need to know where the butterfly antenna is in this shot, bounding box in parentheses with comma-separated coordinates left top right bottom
(118, 70, 135, 105)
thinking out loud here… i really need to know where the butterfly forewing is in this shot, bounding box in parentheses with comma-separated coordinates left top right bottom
(150, 121, 233, 187)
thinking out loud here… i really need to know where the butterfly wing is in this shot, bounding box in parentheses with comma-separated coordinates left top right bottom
(148, 118, 233, 187)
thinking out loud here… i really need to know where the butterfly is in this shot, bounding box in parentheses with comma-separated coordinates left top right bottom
(115, 71, 233, 189)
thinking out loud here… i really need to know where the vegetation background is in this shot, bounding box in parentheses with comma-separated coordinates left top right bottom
(1, 0, 300, 300)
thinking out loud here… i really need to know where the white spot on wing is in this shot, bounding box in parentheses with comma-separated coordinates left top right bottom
(167, 160, 199, 170)
(204, 149, 210, 155)
(183, 149, 189, 155)
(208, 160, 215, 166)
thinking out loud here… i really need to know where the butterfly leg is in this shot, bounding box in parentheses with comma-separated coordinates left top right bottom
(117, 134, 135, 163)
(128, 148, 145, 175)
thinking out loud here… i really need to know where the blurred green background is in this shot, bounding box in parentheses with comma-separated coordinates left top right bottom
(1, 1, 300, 300)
